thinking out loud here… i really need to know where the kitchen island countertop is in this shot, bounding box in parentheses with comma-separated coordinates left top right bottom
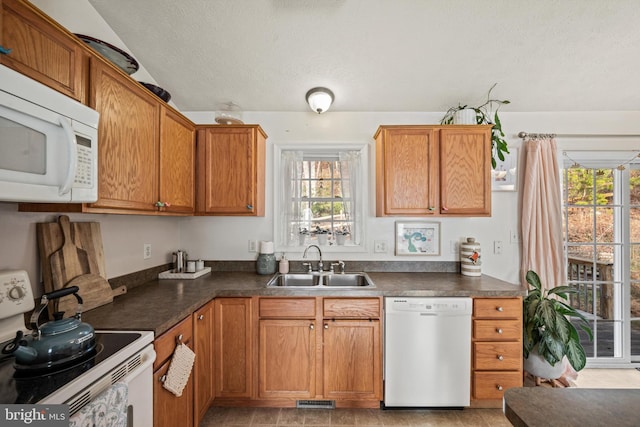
(82, 271, 526, 337)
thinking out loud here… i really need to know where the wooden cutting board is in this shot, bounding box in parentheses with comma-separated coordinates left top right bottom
(57, 274, 126, 315)
(37, 215, 119, 316)
(49, 215, 91, 290)
(37, 215, 107, 294)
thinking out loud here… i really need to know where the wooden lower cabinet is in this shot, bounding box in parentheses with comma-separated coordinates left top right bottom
(153, 315, 194, 427)
(471, 297, 523, 408)
(214, 297, 253, 399)
(323, 319, 381, 400)
(258, 319, 316, 399)
(253, 297, 382, 407)
(193, 300, 215, 425)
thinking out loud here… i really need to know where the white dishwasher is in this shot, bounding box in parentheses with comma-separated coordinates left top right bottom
(384, 297, 472, 408)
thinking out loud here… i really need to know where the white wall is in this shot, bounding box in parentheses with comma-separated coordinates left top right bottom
(3, 1, 638, 293)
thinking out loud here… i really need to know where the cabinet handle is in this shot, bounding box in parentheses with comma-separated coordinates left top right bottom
(442, 206, 449, 211)
(497, 385, 503, 391)
(246, 204, 253, 210)
(496, 306, 504, 312)
(324, 324, 329, 329)
(0, 46, 11, 55)
(176, 334, 183, 344)
(160, 375, 167, 383)
(309, 324, 314, 330)
(497, 355, 504, 361)
(496, 328, 503, 334)
(198, 315, 204, 320)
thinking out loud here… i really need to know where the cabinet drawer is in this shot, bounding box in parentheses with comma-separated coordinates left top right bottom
(473, 371, 522, 400)
(153, 315, 193, 370)
(474, 342, 521, 371)
(473, 298, 521, 319)
(323, 298, 381, 318)
(473, 319, 521, 341)
(259, 297, 316, 318)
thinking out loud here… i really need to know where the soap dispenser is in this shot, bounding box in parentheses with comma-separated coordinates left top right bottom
(279, 254, 289, 274)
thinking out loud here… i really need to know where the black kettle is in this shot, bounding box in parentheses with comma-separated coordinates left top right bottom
(2, 286, 96, 370)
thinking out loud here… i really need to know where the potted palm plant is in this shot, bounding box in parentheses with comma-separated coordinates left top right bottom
(523, 270, 593, 378)
(440, 83, 510, 169)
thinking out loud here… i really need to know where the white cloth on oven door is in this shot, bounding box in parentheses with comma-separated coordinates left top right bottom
(69, 382, 128, 427)
(162, 342, 195, 397)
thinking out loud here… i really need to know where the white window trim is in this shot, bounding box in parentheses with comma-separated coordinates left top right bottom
(273, 141, 369, 253)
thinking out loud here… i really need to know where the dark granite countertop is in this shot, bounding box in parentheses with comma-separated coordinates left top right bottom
(504, 387, 640, 427)
(82, 271, 525, 337)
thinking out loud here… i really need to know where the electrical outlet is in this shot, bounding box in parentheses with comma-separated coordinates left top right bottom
(510, 230, 520, 244)
(374, 240, 387, 253)
(248, 240, 257, 252)
(143, 243, 151, 259)
(494, 240, 503, 254)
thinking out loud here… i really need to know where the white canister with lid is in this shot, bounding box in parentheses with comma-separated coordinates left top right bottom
(460, 237, 481, 276)
(279, 254, 289, 274)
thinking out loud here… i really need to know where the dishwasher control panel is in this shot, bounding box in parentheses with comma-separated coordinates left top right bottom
(386, 297, 472, 314)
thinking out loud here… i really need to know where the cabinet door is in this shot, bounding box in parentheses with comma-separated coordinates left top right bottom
(193, 300, 214, 426)
(1, 0, 86, 102)
(439, 127, 491, 215)
(323, 320, 381, 400)
(159, 107, 195, 213)
(154, 357, 194, 427)
(258, 319, 316, 399)
(375, 127, 438, 216)
(214, 298, 253, 398)
(89, 59, 159, 212)
(197, 126, 266, 216)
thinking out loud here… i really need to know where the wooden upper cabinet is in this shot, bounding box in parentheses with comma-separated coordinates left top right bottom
(196, 125, 266, 216)
(1, 0, 87, 102)
(375, 126, 438, 216)
(439, 127, 492, 215)
(88, 59, 159, 213)
(375, 125, 492, 217)
(159, 107, 196, 214)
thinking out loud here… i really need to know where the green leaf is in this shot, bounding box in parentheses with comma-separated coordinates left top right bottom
(565, 326, 587, 371)
(526, 270, 542, 291)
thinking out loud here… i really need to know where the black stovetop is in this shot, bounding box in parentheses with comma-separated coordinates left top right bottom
(0, 332, 140, 404)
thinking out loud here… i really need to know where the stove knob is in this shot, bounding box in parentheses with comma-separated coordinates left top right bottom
(8, 285, 25, 301)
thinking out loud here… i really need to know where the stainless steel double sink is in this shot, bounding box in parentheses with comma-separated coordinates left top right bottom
(266, 272, 375, 288)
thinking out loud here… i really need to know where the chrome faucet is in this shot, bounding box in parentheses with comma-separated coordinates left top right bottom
(302, 244, 323, 272)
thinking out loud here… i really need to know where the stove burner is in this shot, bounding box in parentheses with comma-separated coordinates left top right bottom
(13, 343, 103, 377)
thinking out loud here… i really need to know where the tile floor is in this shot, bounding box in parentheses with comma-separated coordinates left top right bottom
(199, 406, 511, 427)
(200, 368, 640, 426)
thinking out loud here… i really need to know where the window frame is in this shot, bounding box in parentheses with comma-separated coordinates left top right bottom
(273, 142, 369, 253)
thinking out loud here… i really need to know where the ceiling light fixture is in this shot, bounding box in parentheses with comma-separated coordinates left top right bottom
(305, 87, 334, 114)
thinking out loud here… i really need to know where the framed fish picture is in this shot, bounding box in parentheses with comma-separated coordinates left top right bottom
(395, 221, 440, 256)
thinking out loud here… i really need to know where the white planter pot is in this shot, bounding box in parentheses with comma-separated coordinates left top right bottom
(524, 348, 567, 380)
(452, 108, 476, 125)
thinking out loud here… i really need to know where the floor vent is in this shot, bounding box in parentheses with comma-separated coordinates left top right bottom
(296, 400, 336, 409)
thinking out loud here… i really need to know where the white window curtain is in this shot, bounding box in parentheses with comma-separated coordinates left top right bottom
(279, 150, 303, 246)
(339, 150, 362, 245)
(521, 136, 565, 289)
(278, 149, 363, 247)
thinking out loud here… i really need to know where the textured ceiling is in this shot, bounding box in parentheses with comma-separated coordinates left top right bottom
(87, 0, 640, 113)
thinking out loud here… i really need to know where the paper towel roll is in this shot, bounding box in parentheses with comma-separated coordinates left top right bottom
(259, 241, 274, 254)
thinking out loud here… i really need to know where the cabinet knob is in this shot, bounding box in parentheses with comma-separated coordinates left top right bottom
(176, 334, 183, 344)
(496, 306, 504, 312)
(246, 204, 253, 210)
(324, 324, 329, 329)
(497, 355, 504, 361)
(0, 46, 11, 55)
(309, 324, 314, 330)
(160, 375, 167, 383)
(496, 328, 503, 334)
(198, 315, 204, 320)
(497, 385, 503, 391)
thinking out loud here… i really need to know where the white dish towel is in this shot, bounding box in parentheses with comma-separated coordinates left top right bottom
(69, 382, 128, 427)
(163, 342, 196, 397)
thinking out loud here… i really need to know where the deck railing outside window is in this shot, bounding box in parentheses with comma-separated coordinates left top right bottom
(567, 256, 614, 320)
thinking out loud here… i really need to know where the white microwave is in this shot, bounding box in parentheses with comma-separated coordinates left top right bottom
(0, 65, 99, 203)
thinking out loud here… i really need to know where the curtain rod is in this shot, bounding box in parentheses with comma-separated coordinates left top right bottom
(518, 131, 640, 139)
